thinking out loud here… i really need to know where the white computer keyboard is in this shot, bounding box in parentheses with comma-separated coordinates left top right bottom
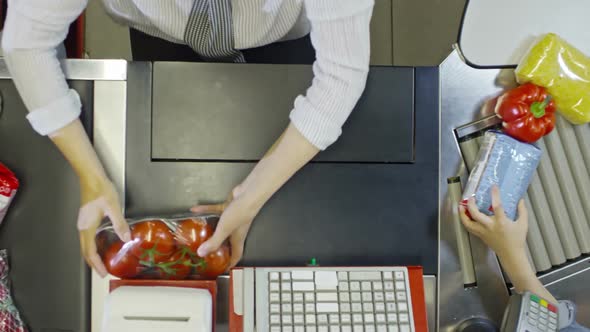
(253, 267, 415, 332)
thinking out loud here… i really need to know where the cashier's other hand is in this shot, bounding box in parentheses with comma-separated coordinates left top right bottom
(459, 186, 528, 258)
(191, 185, 258, 268)
(78, 178, 131, 278)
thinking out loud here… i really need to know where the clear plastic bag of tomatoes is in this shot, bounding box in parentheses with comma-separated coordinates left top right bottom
(96, 214, 231, 280)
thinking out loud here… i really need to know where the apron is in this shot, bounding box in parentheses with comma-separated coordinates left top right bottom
(184, 0, 246, 62)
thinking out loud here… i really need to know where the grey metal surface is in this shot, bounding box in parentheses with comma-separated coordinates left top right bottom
(439, 49, 515, 331)
(0, 79, 93, 331)
(151, 63, 415, 163)
(0, 59, 127, 80)
(536, 139, 581, 259)
(127, 63, 439, 274)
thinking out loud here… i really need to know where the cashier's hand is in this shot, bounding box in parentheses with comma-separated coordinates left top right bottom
(78, 178, 131, 278)
(191, 185, 258, 268)
(459, 186, 528, 258)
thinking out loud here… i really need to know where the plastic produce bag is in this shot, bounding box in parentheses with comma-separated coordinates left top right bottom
(0, 250, 27, 332)
(0, 163, 19, 226)
(97, 214, 230, 280)
(462, 131, 542, 220)
(515, 33, 590, 125)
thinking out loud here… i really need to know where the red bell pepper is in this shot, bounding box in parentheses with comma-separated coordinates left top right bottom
(495, 83, 556, 143)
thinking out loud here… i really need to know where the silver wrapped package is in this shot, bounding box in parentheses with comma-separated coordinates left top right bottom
(462, 131, 542, 220)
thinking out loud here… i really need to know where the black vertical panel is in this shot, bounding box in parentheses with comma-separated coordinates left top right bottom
(0, 80, 92, 331)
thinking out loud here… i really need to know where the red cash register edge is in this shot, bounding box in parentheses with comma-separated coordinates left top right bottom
(229, 266, 429, 332)
(110, 279, 217, 332)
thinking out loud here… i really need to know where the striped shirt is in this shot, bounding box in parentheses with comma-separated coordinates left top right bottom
(2, 0, 374, 150)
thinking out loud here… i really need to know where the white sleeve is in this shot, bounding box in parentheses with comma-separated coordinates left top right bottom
(2, 0, 88, 135)
(289, 0, 374, 150)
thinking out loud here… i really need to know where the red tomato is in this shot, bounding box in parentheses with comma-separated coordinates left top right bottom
(156, 250, 192, 280)
(196, 244, 231, 279)
(130, 220, 175, 263)
(103, 241, 141, 278)
(175, 218, 214, 254)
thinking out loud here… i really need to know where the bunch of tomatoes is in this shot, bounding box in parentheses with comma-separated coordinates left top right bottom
(98, 216, 230, 280)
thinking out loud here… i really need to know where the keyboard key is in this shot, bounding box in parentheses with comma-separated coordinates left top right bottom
(340, 292, 350, 302)
(270, 293, 280, 302)
(384, 282, 394, 291)
(294, 314, 304, 324)
(549, 311, 557, 319)
(375, 302, 385, 312)
(548, 323, 557, 330)
(350, 271, 382, 281)
(350, 282, 361, 291)
(270, 282, 280, 291)
(353, 326, 364, 332)
(319, 327, 329, 332)
(362, 292, 373, 302)
(395, 281, 406, 290)
(538, 324, 547, 331)
(528, 317, 536, 326)
(338, 272, 348, 281)
(373, 282, 383, 291)
(363, 302, 374, 312)
(365, 326, 375, 332)
(341, 303, 351, 313)
(353, 313, 363, 323)
(295, 326, 305, 332)
(530, 306, 539, 314)
(283, 314, 293, 324)
(352, 303, 363, 313)
(387, 303, 397, 312)
(305, 293, 315, 302)
(388, 325, 399, 332)
(382, 272, 393, 280)
(292, 271, 314, 280)
(271, 326, 281, 332)
(283, 293, 293, 302)
(294, 303, 304, 313)
(283, 304, 293, 313)
(342, 313, 351, 324)
(284, 326, 293, 332)
(329, 314, 340, 324)
(293, 282, 315, 291)
(540, 312, 548, 319)
(377, 325, 387, 332)
(399, 325, 410, 332)
(271, 303, 280, 313)
(549, 317, 557, 324)
(397, 303, 407, 312)
(339, 282, 350, 291)
(282, 282, 292, 291)
(351, 292, 361, 302)
(294, 293, 304, 303)
(394, 272, 405, 280)
(306, 303, 316, 313)
(539, 318, 547, 325)
(318, 293, 338, 302)
(317, 314, 329, 324)
(530, 312, 538, 320)
(387, 313, 398, 322)
(362, 282, 372, 291)
(317, 303, 339, 313)
(385, 292, 395, 301)
(374, 292, 384, 302)
(315, 271, 339, 290)
(306, 314, 316, 324)
(282, 272, 292, 280)
(398, 313, 409, 323)
(342, 327, 352, 332)
(270, 272, 280, 281)
(330, 326, 340, 332)
(364, 313, 375, 323)
(396, 292, 407, 301)
(270, 314, 281, 325)
(376, 313, 386, 323)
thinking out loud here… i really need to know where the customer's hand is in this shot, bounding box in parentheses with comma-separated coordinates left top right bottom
(191, 185, 259, 269)
(459, 186, 528, 258)
(78, 178, 130, 277)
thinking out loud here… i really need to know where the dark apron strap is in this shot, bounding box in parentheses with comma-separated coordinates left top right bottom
(183, 0, 245, 63)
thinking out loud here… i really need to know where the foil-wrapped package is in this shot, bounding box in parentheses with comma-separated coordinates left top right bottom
(462, 131, 542, 220)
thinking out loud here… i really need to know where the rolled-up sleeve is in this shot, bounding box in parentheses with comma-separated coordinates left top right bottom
(2, 0, 88, 135)
(290, 0, 374, 150)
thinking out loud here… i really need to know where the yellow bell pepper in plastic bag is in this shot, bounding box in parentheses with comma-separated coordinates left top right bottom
(515, 33, 590, 125)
